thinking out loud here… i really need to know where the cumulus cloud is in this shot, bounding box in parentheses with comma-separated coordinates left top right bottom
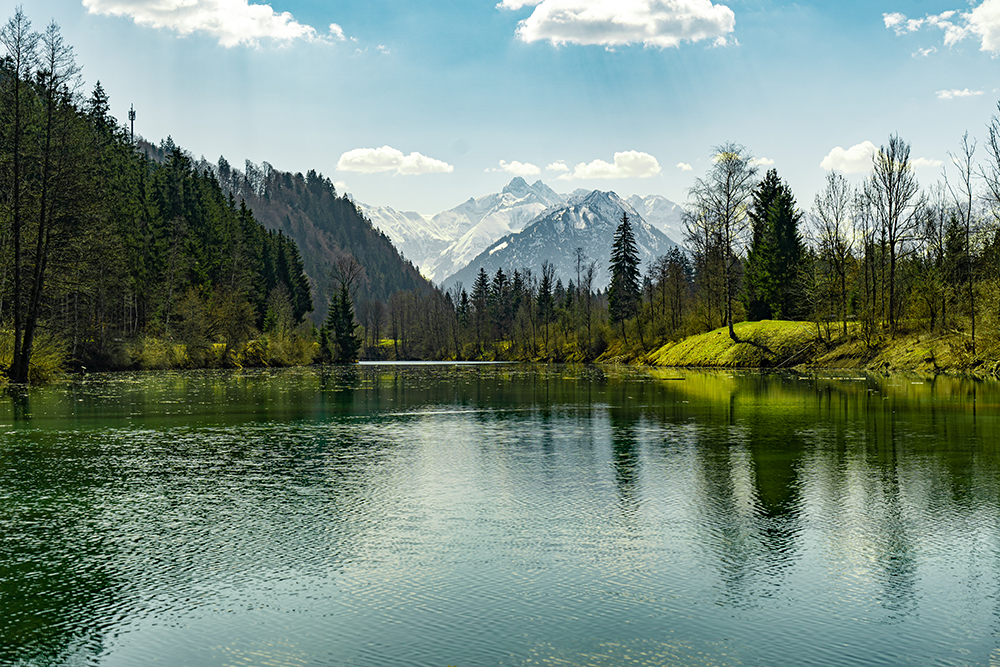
(936, 88, 984, 98)
(487, 160, 542, 176)
(82, 0, 333, 47)
(546, 161, 570, 172)
(912, 157, 944, 168)
(750, 157, 775, 166)
(557, 151, 662, 180)
(497, 0, 544, 8)
(337, 146, 454, 176)
(676, 162, 693, 171)
(329, 24, 345, 41)
(820, 141, 877, 174)
(884, 2, 1000, 53)
(504, 0, 737, 48)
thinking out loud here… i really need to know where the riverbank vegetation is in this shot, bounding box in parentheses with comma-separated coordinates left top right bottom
(0, 10, 323, 382)
(4, 9, 1000, 382)
(368, 126, 1000, 375)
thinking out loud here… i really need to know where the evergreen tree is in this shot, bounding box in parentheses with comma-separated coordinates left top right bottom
(608, 212, 641, 337)
(324, 284, 360, 363)
(743, 169, 806, 320)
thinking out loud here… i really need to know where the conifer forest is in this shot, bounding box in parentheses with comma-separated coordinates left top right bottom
(4, 8, 1000, 380)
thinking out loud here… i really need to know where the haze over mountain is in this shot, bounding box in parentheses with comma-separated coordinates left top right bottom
(442, 190, 679, 292)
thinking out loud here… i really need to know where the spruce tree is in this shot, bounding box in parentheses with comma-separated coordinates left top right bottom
(608, 212, 641, 336)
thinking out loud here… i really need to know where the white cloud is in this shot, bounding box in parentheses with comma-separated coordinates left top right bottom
(82, 0, 329, 47)
(488, 160, 542, 176)
(966, 0, 1000, 51)
(913, 46, 937, 57)
(884, 2, 1000, 53)
(508, 0, 736, 48)
(333, 180, 348, 193)
(557, 150, 662, 180)
(912, 157, 944, 168)
(750, 157, 775, 166)
(883, 11, 925, 34)
(936, 88, 984, 99)
(337, 146, 454, 176)
(820, 141, 877, 174)
(546, 161, 570, 172)
(676, 162, 693, 171)
(329, 24, 345, 41)
(497, 0, 544, 8)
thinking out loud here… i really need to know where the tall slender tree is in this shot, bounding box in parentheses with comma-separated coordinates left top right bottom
(608, 211, 641, 341)
(686, 143, 758, 340)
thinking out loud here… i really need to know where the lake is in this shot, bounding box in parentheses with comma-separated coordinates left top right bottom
(2, 363, 1000, 666)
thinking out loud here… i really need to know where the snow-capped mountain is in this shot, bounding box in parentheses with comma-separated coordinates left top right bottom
(441, 190, 679, 291)
(357, 204, 452, 274)
(626, 194, 686, 244)
(361, 177, 566, 282)
(423, 178, 566, 282)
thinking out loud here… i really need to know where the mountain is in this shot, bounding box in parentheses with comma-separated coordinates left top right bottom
(625, 194, 686, 244)
(357, 204, 454, 277)
(442, 190, 679, 292)
(361, 178, 566, 283)
(216, 160, 433, 324)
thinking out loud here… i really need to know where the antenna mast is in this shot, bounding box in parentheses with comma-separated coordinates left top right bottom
(128, 104, 136, 145)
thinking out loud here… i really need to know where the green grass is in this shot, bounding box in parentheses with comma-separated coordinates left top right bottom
(644, 320, 820, 368)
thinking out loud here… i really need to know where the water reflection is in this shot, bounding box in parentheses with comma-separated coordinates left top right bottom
(3, 366, 1000, 666)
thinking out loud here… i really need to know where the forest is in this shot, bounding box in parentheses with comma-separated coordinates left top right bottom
(364, 130, 1000, 366)
(4, 7, 1000, 381)
(0, 10, 316, 382)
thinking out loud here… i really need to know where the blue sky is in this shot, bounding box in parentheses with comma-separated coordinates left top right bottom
(17, 0, 1000, 214)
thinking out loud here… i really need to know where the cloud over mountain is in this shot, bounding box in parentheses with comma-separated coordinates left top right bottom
(501, 0, 736, 48)
(337, 146, 454, 176)
(558, 151, 662, 180)
(82, 0, 331, 47)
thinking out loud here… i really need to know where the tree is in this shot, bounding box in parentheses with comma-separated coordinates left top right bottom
(0, 7, 39, 380)
(865, 134, 924, 335)
(686, 143, 758, 340)
(743, 169, 806, 322)
(813, 171, 854, 336)
(608, 212, 640, 341)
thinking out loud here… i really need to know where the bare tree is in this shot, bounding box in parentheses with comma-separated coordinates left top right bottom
(946, 132, 978, 353)
(865, 134, 924, 335)
(813, 171, 854, 336)
(686, 142, 758, 340)
(1, 7, 39, 380)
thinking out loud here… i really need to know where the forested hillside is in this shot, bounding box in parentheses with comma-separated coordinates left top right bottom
(212, 159, 432, 324)
(0, 11, 313, 379)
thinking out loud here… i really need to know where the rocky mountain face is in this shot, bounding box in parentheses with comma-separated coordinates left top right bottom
(360, 177, 566, 283)
(360, 179, 687, 290)
(441, 190, 679, 292)
(626, 194, 686, 244)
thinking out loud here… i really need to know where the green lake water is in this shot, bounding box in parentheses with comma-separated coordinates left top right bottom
(2, 363, 1000, 666)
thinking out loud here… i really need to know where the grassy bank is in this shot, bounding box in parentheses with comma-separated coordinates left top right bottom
(636, 320, 1000, 376)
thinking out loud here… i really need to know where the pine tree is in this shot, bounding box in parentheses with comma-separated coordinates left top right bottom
(743, 169, 806, 320)
(608, 212, 641, 339)
(324, 284, 360, 363)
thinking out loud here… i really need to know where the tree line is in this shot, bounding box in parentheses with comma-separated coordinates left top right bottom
(373, 125, 1000, 362)
(0, 9, 317, 380)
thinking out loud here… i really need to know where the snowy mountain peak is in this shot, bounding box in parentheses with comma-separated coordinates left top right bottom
(502, 177, 530, 197)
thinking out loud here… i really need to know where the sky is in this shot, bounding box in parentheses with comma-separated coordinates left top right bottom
(13, 0, 1000, 215)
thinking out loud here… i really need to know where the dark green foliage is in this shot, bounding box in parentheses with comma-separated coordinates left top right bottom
(322, 284, 361, 363)
(0, 16, 314, 377)
(743, 169, 807, 321)
(608, 212, 641, 325)
(217, 163, 432, 325)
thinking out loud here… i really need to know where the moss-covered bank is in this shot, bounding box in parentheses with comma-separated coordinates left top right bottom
(629, 320, 1000, 376)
